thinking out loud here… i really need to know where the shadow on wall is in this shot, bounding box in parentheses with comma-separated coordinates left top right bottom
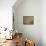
(12, 0, 41, 46)
(23, 33, 41, 46)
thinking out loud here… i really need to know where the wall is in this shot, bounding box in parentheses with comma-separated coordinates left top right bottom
(13, 0, 41, 46)
(0, 0, 16, 30)
(41, 0, 46, 46)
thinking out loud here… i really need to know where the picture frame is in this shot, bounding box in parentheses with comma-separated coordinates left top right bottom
(23, 16, 34, 25)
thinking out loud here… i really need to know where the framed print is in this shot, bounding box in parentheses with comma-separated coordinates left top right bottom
(23, 16, 34, 25)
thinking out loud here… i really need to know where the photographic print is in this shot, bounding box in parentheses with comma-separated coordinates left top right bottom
(23, 16, 34, 25)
